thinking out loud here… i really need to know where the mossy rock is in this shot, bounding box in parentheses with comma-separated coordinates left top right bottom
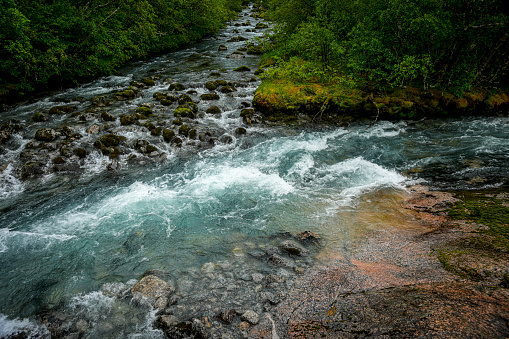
(227, 36, 247, 42)
(189, 129, 197, 140)
(0, 131, 11, 144)
(206, 81, 219, 91)
(220, 86, 236, 94)
(215, 80, 227, 86)
(181, 102, 198, 113)
(134, 112, 147, 120)
(20, 161, 45, 178)
(255, 23, 269, 29)
(200, 93, 220, 100)
(120, 114, 136, 125)
(32, 112, 49, 122)
(53, 156, 66, 164)
(227, 51, 245, 59)
(141, 78, 155, 86)
(234, 65, 251, 72)
(179, 124, 191, 137)
(162, 129, 175, 142)
(116, 90, 136, 100)
(218, 45, 227, 51)
(35, 128, 58, 142)
(74, 148, 88, 158)
(136, 106, 153, 115)
(101, 112, 116, 121)
(169, 83, 186, 91)
(151, 127, 163, 136)
(61, 126, 75, 138)
(206, 106, 221, 114)
(49, 105, 74, 115)
(171, 137, 183, 147)
(209, 72, 221, 77)
(98, 134, 125, 147)
(235, 127, 247, 135)
(174, 107, 195, 119)
(178, 94, 193, 105)
(240, 109, 255, 117)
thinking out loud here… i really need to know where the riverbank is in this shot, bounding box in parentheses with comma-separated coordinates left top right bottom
(252, 80, 509, 125)
(247, 185, 509, 338)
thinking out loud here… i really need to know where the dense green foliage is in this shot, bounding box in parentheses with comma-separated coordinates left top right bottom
(0, 0, 248, 100)
(262, 0, 509, 93)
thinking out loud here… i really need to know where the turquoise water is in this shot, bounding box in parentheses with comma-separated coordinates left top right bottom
(1, 5, 509, 338)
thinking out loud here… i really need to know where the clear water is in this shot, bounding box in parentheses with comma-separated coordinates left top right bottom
(1, 5, 509, 338)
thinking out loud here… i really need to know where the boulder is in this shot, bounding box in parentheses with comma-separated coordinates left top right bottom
(49, 105, 74, 115)
(131, 275, 174, 303)
(234, 65, 251, 72)
(162, 129, 175, 142)
(218, 45, 228, 51)
(35, 128, 58, 142)
(200, 93, 220, 100)
(220, 85, 236, 93)
(205, 81, 218, 91)
(32, 112, 49, 122)
(136, 106, 152, 115)
(140, 77, 155, 86)
(169, 83, 186, 91)
(98, 134, 125, 147)
(101, 112, 116, 121)
(178, 94, 193, 105)
(174, 107, 195, 119)
(120, 114, 136, 125)
(206, 106, 221, 114)
(280, 240, 309, 256)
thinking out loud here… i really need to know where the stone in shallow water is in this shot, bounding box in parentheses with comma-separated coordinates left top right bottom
(131, 275, 175, 302)
(280, 240, 309, 256)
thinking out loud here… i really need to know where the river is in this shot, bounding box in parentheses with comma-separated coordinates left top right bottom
(1, 4, 508, 338)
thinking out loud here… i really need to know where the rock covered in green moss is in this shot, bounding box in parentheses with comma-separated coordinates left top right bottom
(97, 134, 125, 147)
(200, 93, 220, 100)
(234, 65, 251, 72)
(169, 83, 186, 91)
(206, 81, 219, 91)
(136, 106, 153, 115)
(49, 105, 74, 115)
(141, 77, 155, 86)
(162, 129, 175, 142)
(178, 94, 193, 105)
(120, 114, 136, 125)
(206, 106, 221, 114)
(174, 107, 195, 119)
(220, 85, 236, 93)
(35, 128, 58, 142)
(32, 112, 49, 122)
(178, 124, 191, 137)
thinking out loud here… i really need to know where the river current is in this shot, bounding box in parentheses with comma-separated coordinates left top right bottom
(1, 5, 509, 338)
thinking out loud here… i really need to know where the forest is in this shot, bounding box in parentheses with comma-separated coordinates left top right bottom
(261, 0, 509, 94)
(0, 0, 248, 104)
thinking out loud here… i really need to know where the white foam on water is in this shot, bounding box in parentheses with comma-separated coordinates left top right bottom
(0, 164, 24, 199)
(0, 314, 48, 338)
(186, 165, 294, 197)
(0, 228, 75, 253)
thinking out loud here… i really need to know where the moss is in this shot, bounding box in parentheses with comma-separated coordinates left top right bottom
(215, 80, 227, 86)
(35, 128, 58, 142)
(436, 249, 484, 281)
(206, 106, 221, 114)
(162, 129, 175, 142)
(120, 114, 136, 125)
(136, 106, 153, 115)
(220, 86, 236, 93)
(116, 89, 135, 99)
(151, 127, 163, 136)
(205, 81, 218, 91)
(178, 94, 193, 105)
(168, 83, 186, 91)
(447, 189, 509, 250)
(174, 107, 195, 119)
(200, 93, 220, 100)
(178, 124, 191, 137)
(141, 77, 155, 86)
(234, 65, 251, 72)
(97, 134, 125, 147)
(32, 112, 48, 122)
(101, 111, 116, 121)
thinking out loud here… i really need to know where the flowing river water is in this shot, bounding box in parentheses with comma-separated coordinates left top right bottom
(1, 4, 509, 338)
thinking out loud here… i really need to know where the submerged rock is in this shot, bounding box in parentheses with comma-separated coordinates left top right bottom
(200, 93, 220, 101)
(131, 275, 175, 305)
(280, 240, 309, 256)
